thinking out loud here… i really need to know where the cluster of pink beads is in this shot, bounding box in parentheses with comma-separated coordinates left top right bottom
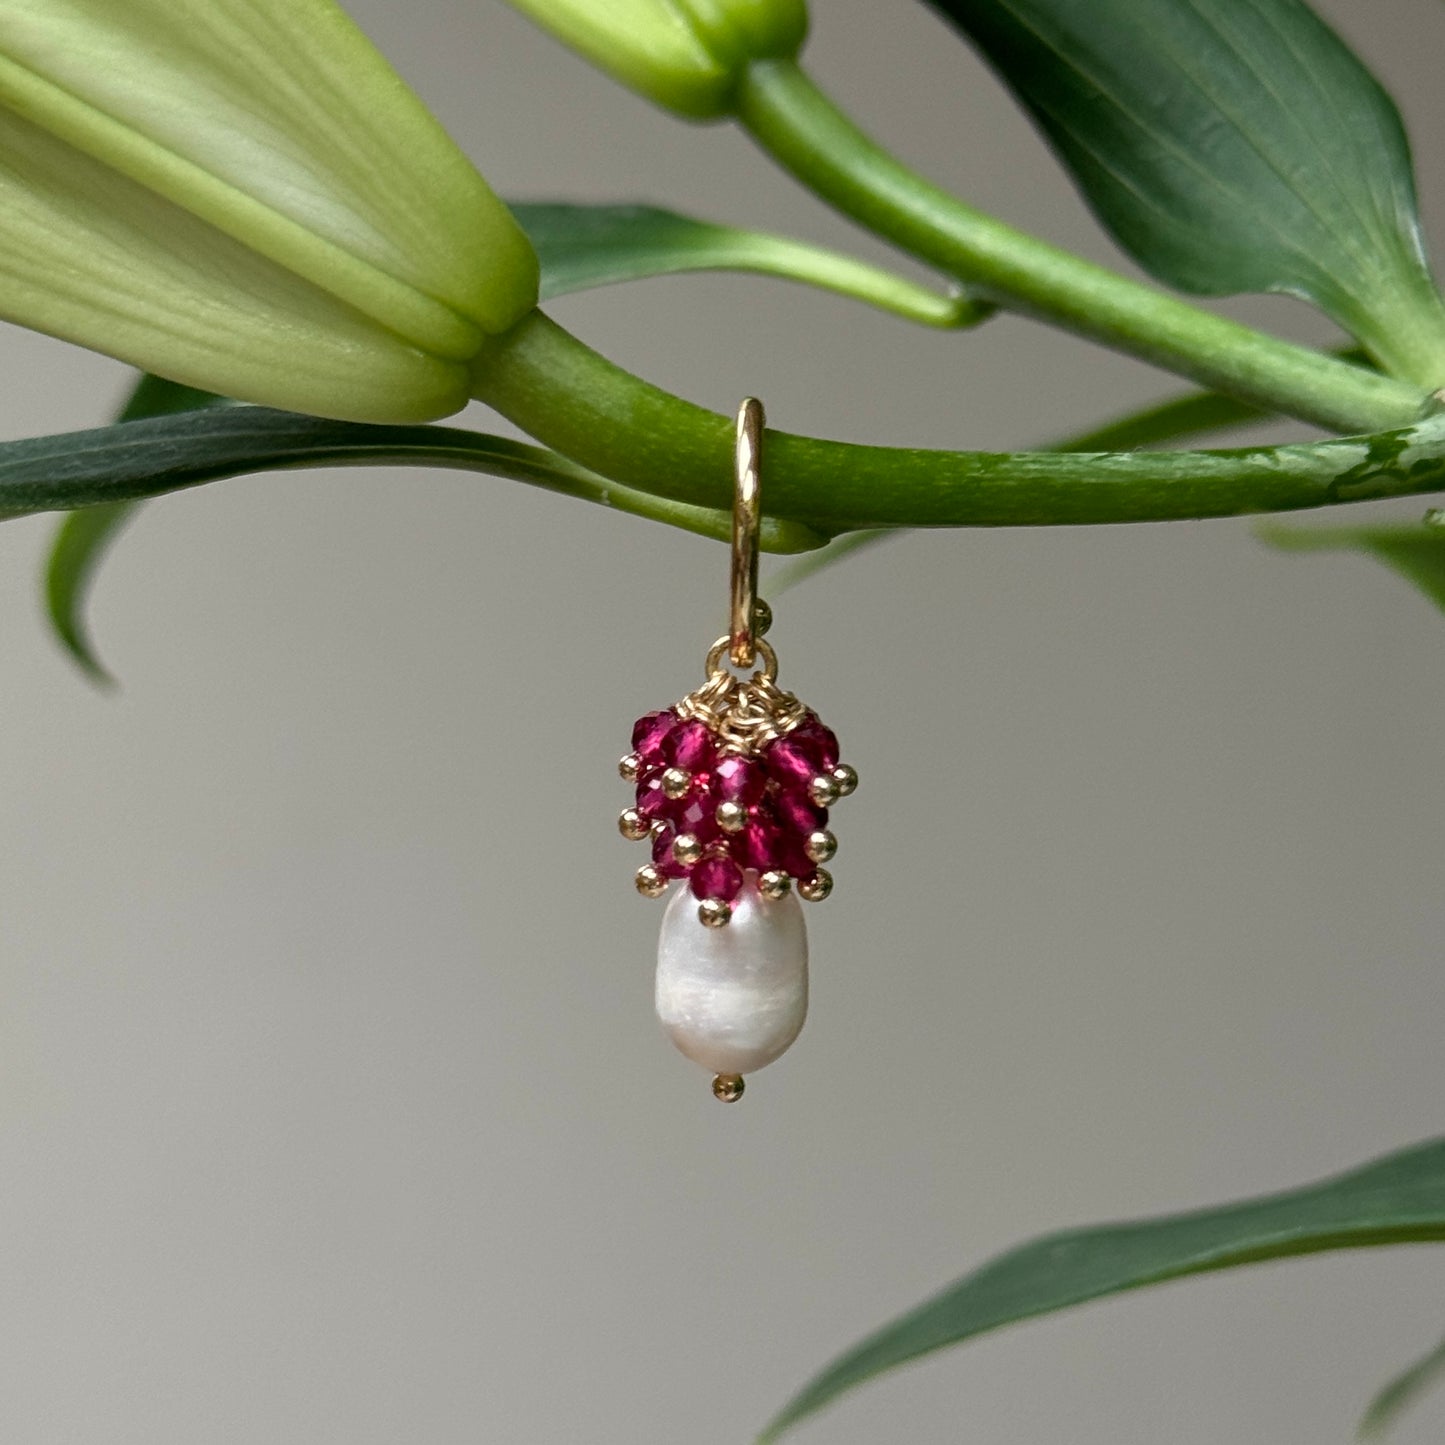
(620, 706, 857, 923)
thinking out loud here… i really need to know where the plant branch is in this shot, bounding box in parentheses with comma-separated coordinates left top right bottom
(469, 311, 1445, 530)
(732, 59, 1428, 435)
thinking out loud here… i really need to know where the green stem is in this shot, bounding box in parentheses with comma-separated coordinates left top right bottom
(469, 311, 1445, 529)
(733, 59, 1427, 435)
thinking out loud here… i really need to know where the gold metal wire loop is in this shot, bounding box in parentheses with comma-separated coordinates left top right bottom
(681, 634, 804, 755)
(705, 634, 778, 683)
(730, 397, 765, 668)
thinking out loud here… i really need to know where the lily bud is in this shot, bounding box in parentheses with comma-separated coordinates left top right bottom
(504, 0, 808, 118)
(0, 0, 539, 423)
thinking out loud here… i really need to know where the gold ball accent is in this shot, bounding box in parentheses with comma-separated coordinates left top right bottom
(808, 774, 841, 807)
(635, 864, 668, 899)
(661, 766, 691, 799)
(716, 800, 747, 833)
(758, 870, 792, 900)
(672, 832, 704, 867)
(618, 752, 642, 784)
(713, 1073, 745, 1102)
(698, 897, 732, 928)
(752, 599, 773, 638)
(798, 868, 833, 903)
(804, 829, 837, 864)
(618, 807, 650, 841)
(832, 763, 858, 797)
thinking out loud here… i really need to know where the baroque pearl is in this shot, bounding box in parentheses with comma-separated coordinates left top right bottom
(655, 873, 808, 1075)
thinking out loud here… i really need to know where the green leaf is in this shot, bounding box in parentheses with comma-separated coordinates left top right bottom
(1052, 347, 1371, 452)
(44, 374, 228, 683)
(768, 372, 1325, 595)
(1050, 390, 1270, 453)
(1258, 514, 1445, 612)
(40, 370, 828, 682)
(760, 1137, 1445, 1442)
(1360, 1330, 1445, 1439)
(919, 0, 1445, 382)
(512, 202, 987, 327)
(45, 502, 138, 685)
(4, 405, 825, 542)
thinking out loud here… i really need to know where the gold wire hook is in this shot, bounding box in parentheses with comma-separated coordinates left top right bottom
(730, 397, 764, 668)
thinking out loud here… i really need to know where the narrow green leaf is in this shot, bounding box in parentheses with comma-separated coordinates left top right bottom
(760, 1137, 1445, 1442)
(512, 202, 987, 327)
(1360, 1330, 1445, 1438)
(919, 0, 1445, 381)
(1051, 391, 1270, 454)
(770, 374, 1314, 594)
(3, 406, 825, 549)
(770, 528, 895, 594)
(44, 374, 227, 683)
(1053, 347, 1371, 452)
(1258, 515, 1445, 612)
(45, 502, 137, 685)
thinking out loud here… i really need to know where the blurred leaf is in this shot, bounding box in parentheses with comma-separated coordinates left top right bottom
(771, 371, 1314, 595)
(1360, 1330, 1445, 1438)
(919, 0, 1445, 378)
(45, 375, 229, 683)
(6, 405, 822, 536)
(770, 528, 895, 594)
(1053, 390, 1271, 453)
(513, 202, 987, 326)
(46, 502, 138, 685)
(1258, 514, 1445, 611)
(112, 375, 226, 425)
(760, 1137, 1445, 1441)
(1054, 347, 1371, 452)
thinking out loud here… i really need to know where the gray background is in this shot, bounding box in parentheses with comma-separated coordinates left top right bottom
(0, 1, 1443, 1441)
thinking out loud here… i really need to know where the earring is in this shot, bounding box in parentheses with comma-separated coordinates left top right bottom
(617, 398, 857, 1102)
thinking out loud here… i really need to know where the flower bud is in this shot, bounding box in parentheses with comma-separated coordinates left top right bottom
(0, 0, 540, 422)
(504, 0, 808, 118)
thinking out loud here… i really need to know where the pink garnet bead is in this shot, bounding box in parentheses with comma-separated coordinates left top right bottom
(778, 829, 819, 880)
(713, 755, 766, 806)
(774, 788, 827, 837)
(790, 714, 840, 771)
(690, 854, 743, 903)
(663, 717, 716, 772)
(651, 826, 689, 880)
(636, 777, 674, 823)
(672, 791, 721, 844)
(764, 715, 840, 785)
(763, 735, 818, 787)
(738, 817, 785, 873)
(632, 709, 677, 765)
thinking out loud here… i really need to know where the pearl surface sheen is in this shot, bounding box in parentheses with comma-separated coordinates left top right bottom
(655, 874, 808, 1074)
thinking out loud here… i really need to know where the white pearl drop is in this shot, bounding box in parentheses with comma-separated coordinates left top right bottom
(655, 875, 809, 1075)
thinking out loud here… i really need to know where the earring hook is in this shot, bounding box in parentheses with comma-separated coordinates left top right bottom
(730, 396, 765, 668)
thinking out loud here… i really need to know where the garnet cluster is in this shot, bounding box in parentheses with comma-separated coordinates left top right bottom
(619, 706, 857, 926)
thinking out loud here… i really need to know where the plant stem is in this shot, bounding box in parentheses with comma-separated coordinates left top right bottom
(733, 59, 1427, 435)
(468, 311, 1445, 530)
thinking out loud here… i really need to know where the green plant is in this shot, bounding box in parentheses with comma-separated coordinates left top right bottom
(4, 0, 1445, 1437)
